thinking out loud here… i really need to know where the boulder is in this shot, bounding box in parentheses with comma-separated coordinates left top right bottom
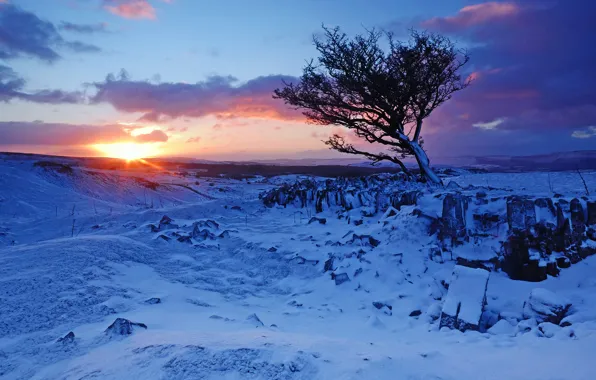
(570, 198, 586, 241)
(144, 297, 161, 305)
(332, 272, 350, 285)
(506, 196, 536, 231)
(588, 202, 596, 225)
(192, 227, 217, 241)
(308, 217, 327, 225)
(323, 258, 334, 272)
(57, 331, 75, 344)
(522, 288, 572, 325)
(105, 318, 147, 336)
(245, 313, 264, 327)
(346, 234, 380, 248)
(439, 266, 490, 332)
(159, 215, 177, 229)
(390, 190, 420, 210)
(440, 193, 468, 245)
(409, 310, 422, 317)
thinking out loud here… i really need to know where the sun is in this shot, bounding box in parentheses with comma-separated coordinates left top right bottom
(93, 142, 159, 161)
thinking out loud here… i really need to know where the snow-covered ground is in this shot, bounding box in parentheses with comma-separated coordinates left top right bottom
(1, 158, 595, 380)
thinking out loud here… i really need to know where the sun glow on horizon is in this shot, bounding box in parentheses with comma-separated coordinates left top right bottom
(93, 142, 161, 161)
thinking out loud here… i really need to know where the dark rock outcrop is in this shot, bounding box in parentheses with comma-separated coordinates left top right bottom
(105, 318, 147, 336)
(57, 331, 75, 344)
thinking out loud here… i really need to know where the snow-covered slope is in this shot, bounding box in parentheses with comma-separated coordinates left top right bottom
(1, 157, 595, 379)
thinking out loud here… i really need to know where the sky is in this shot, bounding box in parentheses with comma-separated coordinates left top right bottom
(0, 0, 595, 161)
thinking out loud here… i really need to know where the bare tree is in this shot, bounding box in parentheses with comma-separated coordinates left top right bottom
(273, 27, 470, 184)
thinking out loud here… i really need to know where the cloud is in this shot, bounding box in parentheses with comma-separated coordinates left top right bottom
(134, 129, 168, 142)
(0, 4, 101, 62)
(103, 0, 155, 19)
(472, 118, 506, 130)
(422, 2, 520, 30)
(186, 136, 201, 143)
(59, 21, 108, 34)
(0, 121, 168, 145)
(0, 65, 83, 104)
(417, 0, 596, 152)
(571, 126, 596, 139)
(91, 72, 303, 121)
(100, 0, 171, 20)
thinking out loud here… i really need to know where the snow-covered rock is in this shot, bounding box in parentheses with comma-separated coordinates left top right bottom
(105, 318, 147, 336)
(488, 319, 516, 336)
(440, 266, 490, 332)
(522, 288, 572, 325)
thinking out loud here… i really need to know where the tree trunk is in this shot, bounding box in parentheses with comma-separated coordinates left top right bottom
(409, 141, 443, 185)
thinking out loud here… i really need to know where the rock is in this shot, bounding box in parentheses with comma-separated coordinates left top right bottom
(446, 181, 461, 190)
(570, 198, 586, 241)
(381, 207, 398, 219)
(159, 215, 177, 229)
(346, 234, 380, 248)
(218, 230, 231, 238)
(323, 258, 334, 272)
(409, 310, 422, 317)
(488, 319, 516, 336)
(245, 313, 264, 327)
(105, 318, 147, 336)
(390, 190, 420, 210)
(440, 193, 468, 245)
(428, 246, 443, 263)
(456, 256, 496, 271)
(522, 288, 572, 325)
(372, 302, 392, 310)
(537, 322, 561, 338)
(158, 234, 171, 242)
(546, 261, 559, 277)
(292, 256, 319, 266)
(144, 297, 161, 305)
(194, 219, 219, 230)
(192, 227, 217, 241)
(177, 235, 192, 244)
(268, 247, 277, 252)
(332, 273, 350, 285)
(439, 266, 490, 332)
(516, 318, 537, 334)
(556, 256, 571, 268)
(352, 219, 363, 226)
(308, 217, 327, 225)
(506, 196, 536, 231)
(587, 202, 596, 225)
(57, 331, 75, 344)
(231, 205, 242, 211)
(149, 224, 160, 233)
(473, 213, 500, 232)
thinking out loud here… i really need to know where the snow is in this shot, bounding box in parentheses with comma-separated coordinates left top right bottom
(441, 266, 490, 326)
(1, 156, 596, 379)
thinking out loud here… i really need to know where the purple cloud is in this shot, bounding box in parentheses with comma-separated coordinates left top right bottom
(0, 4, 101, 62)
(418, 0, 596, 149)
(91, 72, 303, 121)
(134, 129, 168, 142)
(0, 65, 83, 104)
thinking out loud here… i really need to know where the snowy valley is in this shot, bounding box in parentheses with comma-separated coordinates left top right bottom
(1, 154, 596, 380)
